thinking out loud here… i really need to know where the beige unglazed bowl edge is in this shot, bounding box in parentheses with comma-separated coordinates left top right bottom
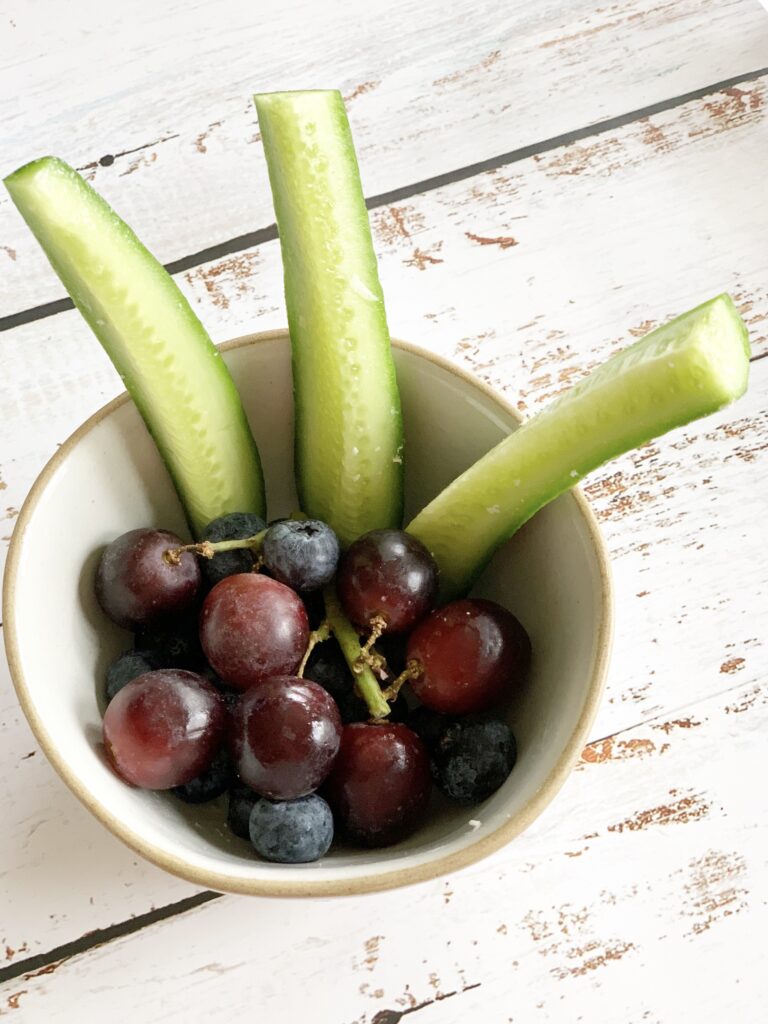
(3, 330, 613, 897)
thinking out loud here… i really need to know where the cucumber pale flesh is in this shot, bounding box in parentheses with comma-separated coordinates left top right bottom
(5, 157, 265, 537)
(407, 294, 750, 601)
(254, 90, 403, 546)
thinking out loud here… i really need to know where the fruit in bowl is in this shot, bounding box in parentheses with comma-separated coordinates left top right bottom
(3, 91, 750, 892)
(5, 330, 609, 893)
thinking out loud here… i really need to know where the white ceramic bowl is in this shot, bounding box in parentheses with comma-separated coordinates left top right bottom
(4, 331, 612, 895)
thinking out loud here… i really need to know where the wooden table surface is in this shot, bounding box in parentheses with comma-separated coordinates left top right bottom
(2, 2, 767, 1020)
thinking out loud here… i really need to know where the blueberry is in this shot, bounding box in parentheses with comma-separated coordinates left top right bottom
(300, 588, 327, 631)
(135, 615, 204, 670)
(105, 648, 164, 702)
(198, 666, 240, 712)
(302, 641, 374, 723)
(220, 688, 241, 715)
(262, 519, 339, 592)
(430, 718, 517, 805)
(385, 693, 410, 724)
(249, 794, 334, 863)
(205, 512, 266, 541)
(227, 782, 258, 839)
(407, 705, 452, 752)
(376, 632, 409, 676)
(202, 512, 266, 587)
(305, 639, 408, 724)
(172, 746, 232, 804)
(304, 640, 358, 718)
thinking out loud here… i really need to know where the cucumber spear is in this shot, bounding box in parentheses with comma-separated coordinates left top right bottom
(254, 90, 404, 546)
(407, 294, 750, 602)
(5, 157, 266, 537)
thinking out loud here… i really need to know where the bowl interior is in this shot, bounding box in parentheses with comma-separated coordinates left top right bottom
(5, 333, 610, 894)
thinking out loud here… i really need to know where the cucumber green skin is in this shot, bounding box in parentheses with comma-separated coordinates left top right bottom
(5, 157, 265, 538)
(255, 91, 404, 547)
(407, 294, 750, 602)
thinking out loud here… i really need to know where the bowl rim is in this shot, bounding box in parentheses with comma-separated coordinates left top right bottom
(3, 329, 613, 897)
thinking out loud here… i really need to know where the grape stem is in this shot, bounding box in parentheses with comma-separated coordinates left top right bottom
(381, 660, 423, 703)
(297, 621, 331, 677)
(164, 529, 267, 565)
(323, 584, 391, 719)
(367, 645, 391, 679)
(359, 615, 388, 670)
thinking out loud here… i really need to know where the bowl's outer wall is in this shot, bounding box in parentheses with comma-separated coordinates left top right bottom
(3, 332, 612, 896)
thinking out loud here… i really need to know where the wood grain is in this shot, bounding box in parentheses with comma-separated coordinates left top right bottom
(0, 71, 767, 971)
(2, 676, 765, 1021)
(1, 1, 767, 1013)
(2, 0, 767, 313)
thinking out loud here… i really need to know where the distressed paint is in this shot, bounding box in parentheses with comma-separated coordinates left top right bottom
(2, 0, 768, 311)
(0, 0, 767, 1017)
(0, 67, 767, 962)
(1, 679, 766, 1020)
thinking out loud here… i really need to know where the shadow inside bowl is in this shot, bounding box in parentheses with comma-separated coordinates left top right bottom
(78, 544, 130, 717)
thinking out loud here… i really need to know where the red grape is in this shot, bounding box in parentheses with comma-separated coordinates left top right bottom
(96, 528, 201, 630)
(102, 669, 225, 788)
(199, 574, 309, 690)
(337, 529, 438, 632)
(408, 599, 531, 714)
(229, 677, 342, 799)
(323, 723, 432, 846)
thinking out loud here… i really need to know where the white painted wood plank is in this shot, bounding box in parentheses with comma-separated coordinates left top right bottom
(0, 78, 766, 956)
(2, 0, 767, 312)
(2, 677, 766, 1022)
(174, 76, 768, 361)
(0, 653, 202, 967)
(0, 361, 763, 962)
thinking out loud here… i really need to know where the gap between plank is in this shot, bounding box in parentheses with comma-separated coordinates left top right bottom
(1, 63, 767, 335)
(0, 890, 221, 987)
(1, 669, 762, 988)
(2, 64, 767, 986)
(359, 981, 482, 1024)
(572, 671, 764, 763)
